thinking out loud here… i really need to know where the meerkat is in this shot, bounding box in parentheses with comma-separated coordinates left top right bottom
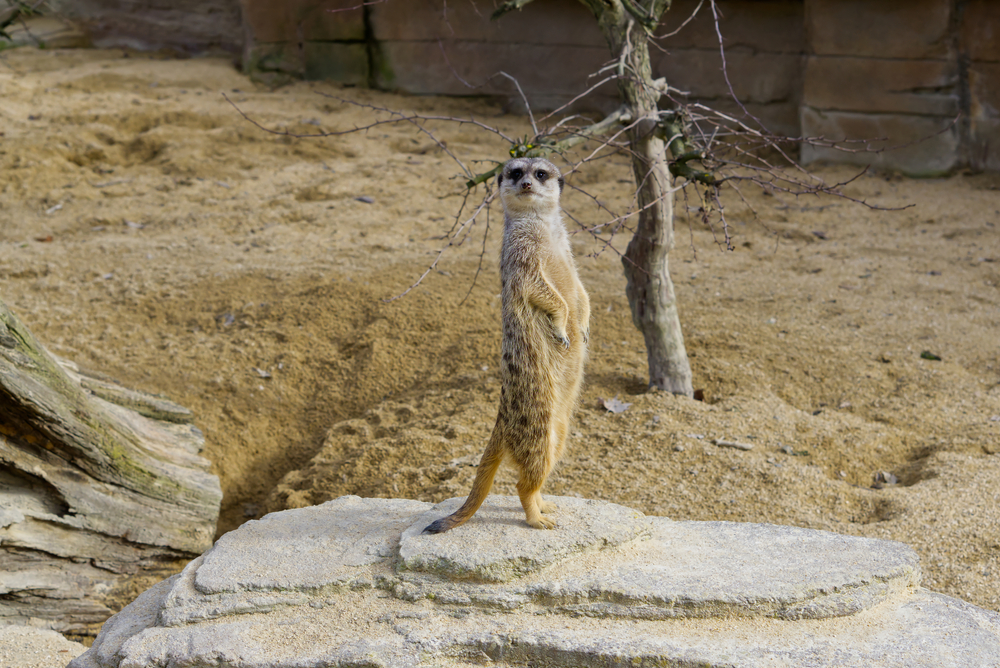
(424, 157, 590, 533)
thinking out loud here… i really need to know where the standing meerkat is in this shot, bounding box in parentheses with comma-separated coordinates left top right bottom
(424, 157, 590, 533)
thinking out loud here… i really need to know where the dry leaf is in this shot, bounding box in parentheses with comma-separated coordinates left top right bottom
(602, 395, 632, 413)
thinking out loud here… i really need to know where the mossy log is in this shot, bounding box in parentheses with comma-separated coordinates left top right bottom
(0, 300, 221, 634)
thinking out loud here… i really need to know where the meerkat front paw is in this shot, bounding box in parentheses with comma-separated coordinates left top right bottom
(527, 515, 557, 529)
(553, 329, 570, 349)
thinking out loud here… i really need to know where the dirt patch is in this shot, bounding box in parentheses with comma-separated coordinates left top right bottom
(1, 48, 998, 623)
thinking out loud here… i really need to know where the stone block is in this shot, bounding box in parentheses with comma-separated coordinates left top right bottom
(960, 0, 1000, 63)
(969, 62, 1000, 119)
(245, 42, 303, 76)
(658, 0, 805, 53)
(374, 40, 614, 111)
(967, 62, 1000, 171)
(968, 118, 1000, 172)
(304, 42, 368, 84)
(369, 0, 604, 46)
(241, 0, 364, 44)
(805, 0, 952, 59)
(800, 107, 960, 176)
(804, 56, 959, 116)
(656, 47, 803, 105)
(47, 0, 242, 53)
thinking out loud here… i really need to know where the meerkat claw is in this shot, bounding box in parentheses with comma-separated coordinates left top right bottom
(422, 517, 451, 534)
(528, 516, 557, 530)
(556, 333, 570, 349)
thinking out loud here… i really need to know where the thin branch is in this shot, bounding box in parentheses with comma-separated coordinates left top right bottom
(459, 186, 495, 305)
(491, 0, 537, 21)
(223, 92, 516, 144)
(325, 0, 387, 13)
(384, 192, 496, 302)
(462, 105, 633, 189)
(654, 0, 705, 40)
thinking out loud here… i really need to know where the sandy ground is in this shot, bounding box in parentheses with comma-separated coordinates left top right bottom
(1, 47, 998, 632)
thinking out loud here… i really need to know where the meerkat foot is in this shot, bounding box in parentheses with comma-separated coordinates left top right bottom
(537, 498, 557, 514)
(527, 514, 557, 530)
(422, 514, 459, 534)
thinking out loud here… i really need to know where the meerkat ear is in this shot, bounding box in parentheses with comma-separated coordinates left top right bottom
(497, 171, 504, 187)
(558, 175, 564, 193)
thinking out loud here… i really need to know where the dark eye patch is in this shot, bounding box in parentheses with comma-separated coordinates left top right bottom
(510, 168, 523, 181)
(535, 170, 548, 181)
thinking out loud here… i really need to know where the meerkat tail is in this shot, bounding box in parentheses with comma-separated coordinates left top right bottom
(422, 439, 504, 534)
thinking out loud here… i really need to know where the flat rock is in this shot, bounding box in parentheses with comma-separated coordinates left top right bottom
(70, 495, 1000, 668)
(159, 496, 427, 626)
(529, 520, 921, 620)
(398, 495, 651, 582)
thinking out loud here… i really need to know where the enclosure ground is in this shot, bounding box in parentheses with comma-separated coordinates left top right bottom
(1, 48, 998, 626)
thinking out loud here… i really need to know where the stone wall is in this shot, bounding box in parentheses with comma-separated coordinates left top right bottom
(48, 0, 242, 54)
(800, 0, 1000, 174)
(55, 0, 999, 173)
(241, 0, 806, 137)
(239, 0, 998, 174)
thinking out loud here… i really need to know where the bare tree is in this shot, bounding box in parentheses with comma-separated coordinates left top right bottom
(555, 0, 691, 395)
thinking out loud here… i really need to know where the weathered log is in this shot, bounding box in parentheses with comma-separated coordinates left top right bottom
(0, 300, 221, 634)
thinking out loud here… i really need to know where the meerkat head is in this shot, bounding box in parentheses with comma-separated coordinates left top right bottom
(497, 157, 564, 216)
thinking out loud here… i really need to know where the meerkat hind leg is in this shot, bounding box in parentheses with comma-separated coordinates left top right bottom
(518, 477, 556, 529)
(537, 494, 557, 514)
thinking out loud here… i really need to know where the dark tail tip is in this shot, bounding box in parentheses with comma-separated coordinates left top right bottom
(422, 517, 452, 534)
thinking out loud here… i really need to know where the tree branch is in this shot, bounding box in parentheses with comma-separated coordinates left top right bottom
(464, 105, 633, 189)
(491, 0, 537, 21)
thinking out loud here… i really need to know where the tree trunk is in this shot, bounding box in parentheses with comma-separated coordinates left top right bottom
(0, 300, 221, 634)
(584, 1, 694, 396)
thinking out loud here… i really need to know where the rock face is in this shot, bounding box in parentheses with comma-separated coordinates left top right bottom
(0, 301, 222, 634)
(71, 495, 1000, 668)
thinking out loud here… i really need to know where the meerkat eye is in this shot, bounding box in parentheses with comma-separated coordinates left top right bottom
(510, 168, 523, 181)
(535, 170, 548, 181)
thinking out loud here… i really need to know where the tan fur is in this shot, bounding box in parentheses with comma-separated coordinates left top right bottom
(424, 158, 590, 533)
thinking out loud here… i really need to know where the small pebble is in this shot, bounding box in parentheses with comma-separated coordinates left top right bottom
(674, 445, 685, 452)
(713, 438, 753, 451)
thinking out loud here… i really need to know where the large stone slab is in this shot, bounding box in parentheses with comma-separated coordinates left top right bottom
(69, 495, 1000, 668)
(805, 0, 952, 59)
(803, 57, 958, 117)
(800, 107, 961, 176)
(73, 583, 1000, 668)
